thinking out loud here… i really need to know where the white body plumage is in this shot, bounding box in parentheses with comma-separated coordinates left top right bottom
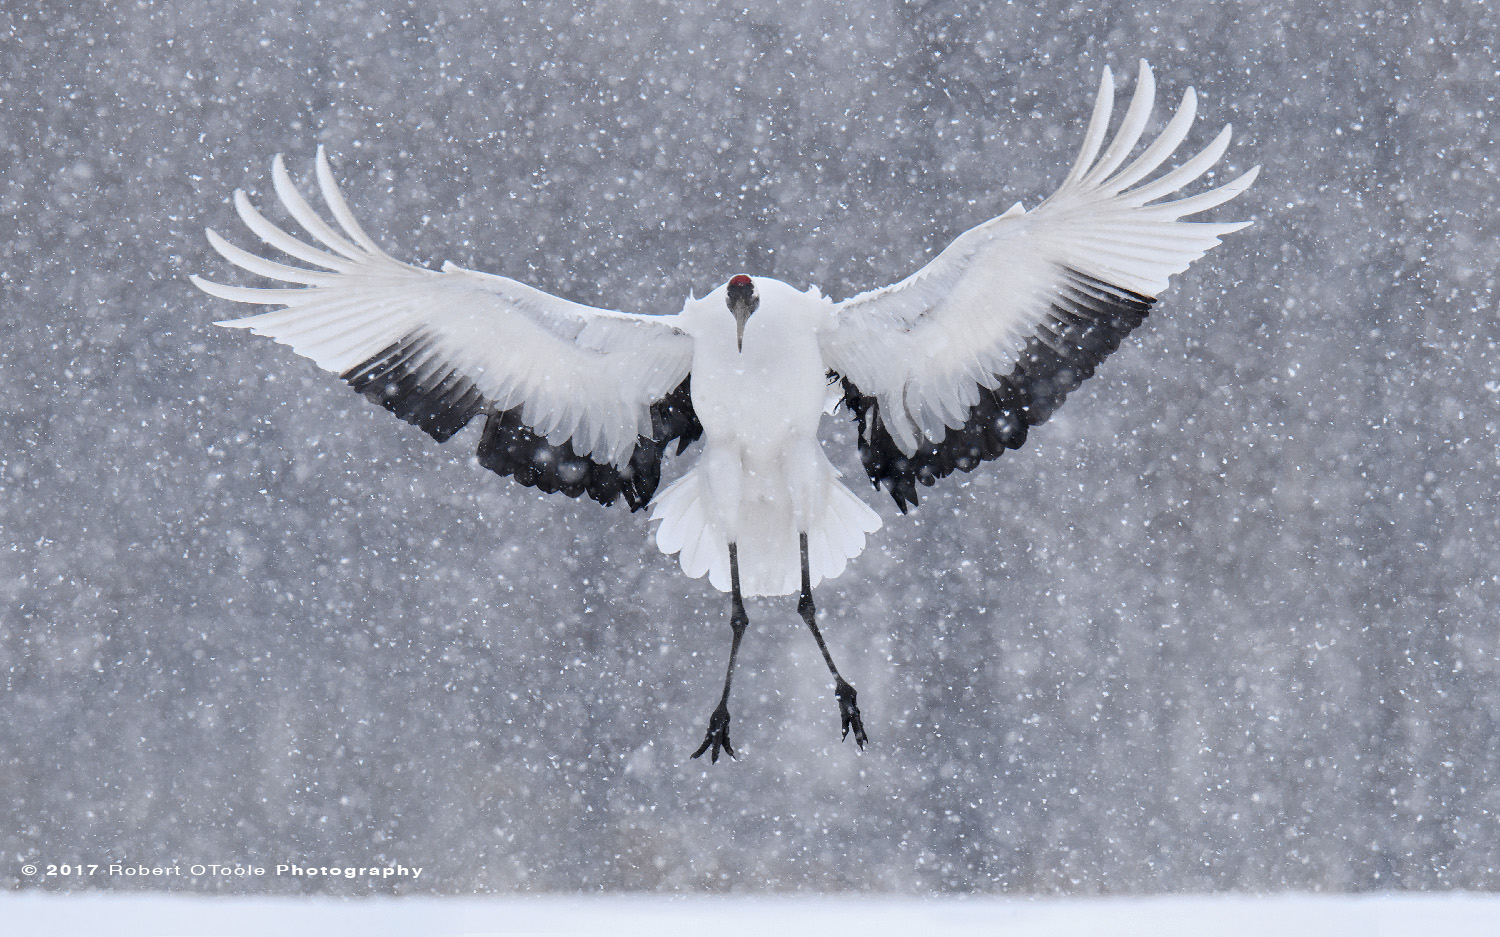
(653, 280, 880, 596)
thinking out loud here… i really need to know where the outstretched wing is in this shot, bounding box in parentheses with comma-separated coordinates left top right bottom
(821, 60, 1258, 511)
(194, 148, 700, 511)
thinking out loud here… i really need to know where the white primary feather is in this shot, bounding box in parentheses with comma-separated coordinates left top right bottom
(193, 147, 693, 467)
(821, 60, 1259, 455)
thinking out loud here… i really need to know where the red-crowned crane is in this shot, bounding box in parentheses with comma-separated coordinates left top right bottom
(194, 61, 1258, 761)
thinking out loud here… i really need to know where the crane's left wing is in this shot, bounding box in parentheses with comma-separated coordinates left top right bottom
(193, 148, 699, 511)
(821, 61, 1258, 511)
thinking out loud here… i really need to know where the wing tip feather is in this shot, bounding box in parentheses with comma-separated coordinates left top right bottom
(191, 273, 240, 308)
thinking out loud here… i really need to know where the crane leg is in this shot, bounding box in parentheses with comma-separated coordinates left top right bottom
(692, 543, 748, 763)
(797, 533, 868, 748)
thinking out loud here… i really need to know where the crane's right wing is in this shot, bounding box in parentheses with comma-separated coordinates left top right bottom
(193, 148, 700, 510)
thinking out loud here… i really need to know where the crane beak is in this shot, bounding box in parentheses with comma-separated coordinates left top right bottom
(733, 308, 750, 352)
(726, 278, 758, 352)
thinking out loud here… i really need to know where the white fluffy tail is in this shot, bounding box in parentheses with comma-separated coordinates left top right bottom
(651, 461, 881, 597)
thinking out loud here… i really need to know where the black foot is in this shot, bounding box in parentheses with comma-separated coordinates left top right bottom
(691, 705, 735, 763)
(835, 678, 868, 749)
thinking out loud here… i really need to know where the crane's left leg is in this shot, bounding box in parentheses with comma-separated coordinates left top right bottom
(798, 533, 868, 748)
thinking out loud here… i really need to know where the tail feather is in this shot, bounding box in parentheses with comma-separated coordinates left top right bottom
(810, 524, 839, 586)
(652, 472, 729, 586)
(650, 461, 881, 597)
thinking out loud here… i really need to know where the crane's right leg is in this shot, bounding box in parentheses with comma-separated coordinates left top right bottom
(692, 543, 748, 763)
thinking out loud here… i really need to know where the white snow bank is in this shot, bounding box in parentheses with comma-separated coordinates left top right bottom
(3, 892, 1496, 937)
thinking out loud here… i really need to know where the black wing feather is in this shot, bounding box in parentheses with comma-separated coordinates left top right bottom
(843, 267, 1154, 512)
(340, 330, 700, 511)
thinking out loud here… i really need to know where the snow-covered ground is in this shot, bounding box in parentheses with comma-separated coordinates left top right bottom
(3, 893, 1497, 936)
